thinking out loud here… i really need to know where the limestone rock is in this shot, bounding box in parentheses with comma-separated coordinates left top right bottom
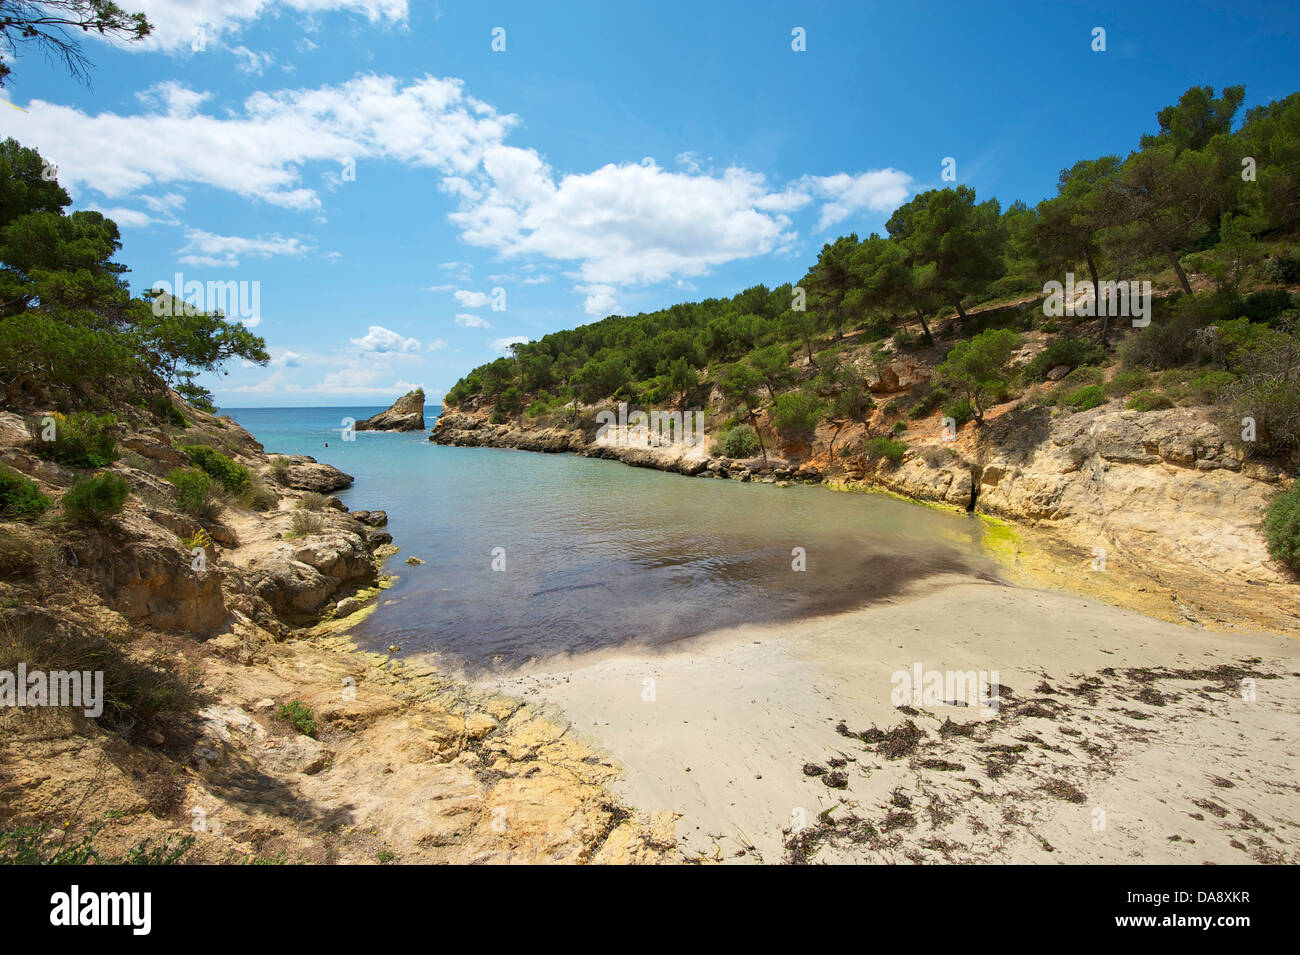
(355, 391, 426, 432)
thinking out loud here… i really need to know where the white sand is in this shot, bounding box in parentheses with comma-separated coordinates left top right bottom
(487, 576, 1300, 863)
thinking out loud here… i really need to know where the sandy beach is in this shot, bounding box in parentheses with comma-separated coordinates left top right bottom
(486, 576, 1300, 863)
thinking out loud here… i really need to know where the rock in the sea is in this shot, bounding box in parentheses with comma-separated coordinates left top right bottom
(355, 390, 426, 432)
(275, 455, 354, 492)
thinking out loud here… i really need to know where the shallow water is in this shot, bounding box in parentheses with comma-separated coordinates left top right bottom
(225, 407, 1000, 671)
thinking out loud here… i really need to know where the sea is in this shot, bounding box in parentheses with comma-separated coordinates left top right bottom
(222, 406, 998, 672)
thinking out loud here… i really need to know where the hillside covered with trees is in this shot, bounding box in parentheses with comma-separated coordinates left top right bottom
(445, 85, 1299, 459)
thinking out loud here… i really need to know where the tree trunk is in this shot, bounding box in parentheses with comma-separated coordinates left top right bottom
(750, 412, 768, 465)
(1087, 252, 1109, 345)
(914, 308, 935, 346)
(1143, 214, 1193, 295)
(954, 299, 968, 323)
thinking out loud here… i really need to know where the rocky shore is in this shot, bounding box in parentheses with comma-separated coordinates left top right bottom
(0, 398, 675, 864)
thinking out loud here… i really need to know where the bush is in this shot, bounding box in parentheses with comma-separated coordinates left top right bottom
(295, 492, 326, 510)
(1025, 338, 1105, 381)
(1126, 390, 1175, 412)
(1242, 289, 1295, 325)
(1064, 385, 1107, 410)
(1265, 256, 1300, 285)
(62, 474, 130, 524)
(908, 385, 950, 419)
(180, 444, 250, 493)
(891, 420, 908, 435)
(1222, 330, 1300, 457)
(289, 510, 323, 538)
(30, 412, 118, 468)
(268, 456, 291, 483)
(239, 477, 278, 512)
(771, 391, 825, 440)
(0, 466, 52, 520)
(167, 467, 217, 518)
(716, 424, 761, 458)
(862, 436, 907, 464)
(150, 395, 188, 429)
(943, 398, 974, 428)
(1265, 483, 1300, 574)
(277, 700, 317, 738)
(1106, 369, 1151, 397)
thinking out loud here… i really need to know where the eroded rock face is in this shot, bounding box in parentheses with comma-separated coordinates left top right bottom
(245, 532, 374, 617)
(355, 391, 426, 432)
(70, 512, 229, 632)
(864, 357, 930, 394)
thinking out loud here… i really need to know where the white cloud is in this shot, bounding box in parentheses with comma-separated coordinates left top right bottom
(490, 336, 529, 352)
(453, 289, 490, 307)
(576, 284, 618, 317)
(231, 45, 274, 74)
(123, 1, 408, 52)
(426, 338, 448, 351)
(350, 325, 420, 353)
(9, 74, 516, 211)
(454, 313, 490, 328)
(178, 229, 313, 267)
(799, 170, 914, 230)
(273, 350, 304, 366)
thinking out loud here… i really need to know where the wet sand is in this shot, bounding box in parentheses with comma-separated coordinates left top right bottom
(485, 576, 1300, 863)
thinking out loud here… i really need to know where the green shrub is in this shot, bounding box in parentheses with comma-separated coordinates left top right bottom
(1182, 370, 1237, 404)
(295, 492, 326, 510)
(716, 424, 761, 458)
(862, 436, 907, 464)
(1126, 390, 1175, 412)
(167, 467, 217, 518)
(1025, 338, 1105, 381)
(1265, 256, 1300, 285)
(277, 700, 317, 738)
(1065, 385, 1107, 411)
(908, 385, 950, 419)
(31, 412, 118, 468)
(943, 398, 974, 428)
(1242, 289, 1294, 325)
(62, 473, 130, 524)
(771, 391, 825, 440)
(150, 396, 188, 428)
(1265, 483, 1300, 574)
(891, 421, 907, 435)
(180, 444, 250, 493)
(1106, 369, 1151, 397)
(0, 465, 52, 520)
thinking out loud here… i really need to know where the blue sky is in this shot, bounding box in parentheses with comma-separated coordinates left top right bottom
(2, 0, 1298, 406)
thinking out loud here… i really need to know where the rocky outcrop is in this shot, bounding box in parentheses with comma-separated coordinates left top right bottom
(355, 390, 426, 431)
(274, 454, 354, 492)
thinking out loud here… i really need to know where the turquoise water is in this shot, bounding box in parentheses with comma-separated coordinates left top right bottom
(224, 407, 998, 672)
